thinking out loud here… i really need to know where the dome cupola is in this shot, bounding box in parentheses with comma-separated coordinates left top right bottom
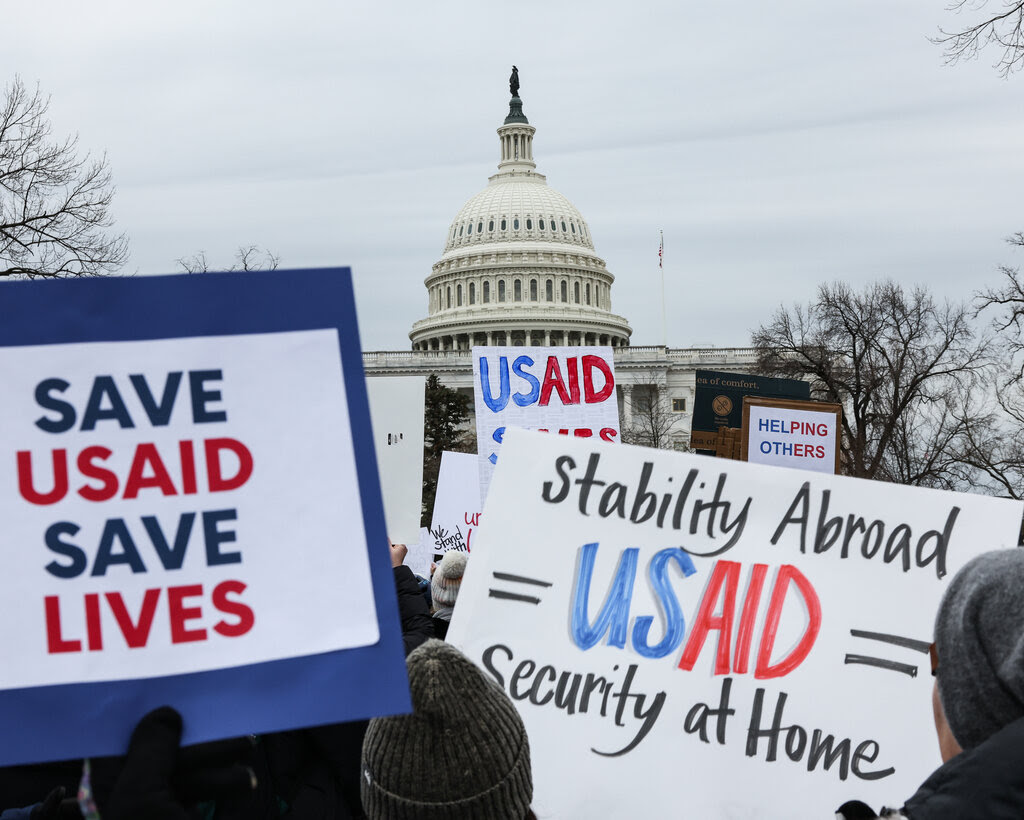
(409, 70, 632, 352)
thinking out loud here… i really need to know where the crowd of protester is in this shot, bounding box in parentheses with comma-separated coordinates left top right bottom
(3, 543, 1024, 819)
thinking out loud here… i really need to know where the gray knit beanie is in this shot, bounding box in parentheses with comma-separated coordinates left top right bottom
(361, 639, 532, 820)
(934, 548, 1024, 750)
(430, 550, 468, 608)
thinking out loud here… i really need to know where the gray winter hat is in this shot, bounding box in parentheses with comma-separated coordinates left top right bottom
(361, 639, 532, 820)
(934, 548, 1024, 750)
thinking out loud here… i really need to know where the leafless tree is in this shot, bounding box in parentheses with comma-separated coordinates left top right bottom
(934, 1, 1024, 77)
(176, 245, 280, 274)
(966, 233, 1024, 497)
(753, 281, 988, 486)
(0, 76, 128, 278)
(620, 379, 682, 450)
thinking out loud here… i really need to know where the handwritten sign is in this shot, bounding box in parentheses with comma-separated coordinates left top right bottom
(429, 451, 481, 557)
(448, 429, 1022, 819)
(472, 346, 619, 498)
(743, 397, 842, 474)
(0, 269, 410, 766)
(367, 376, 426, 545)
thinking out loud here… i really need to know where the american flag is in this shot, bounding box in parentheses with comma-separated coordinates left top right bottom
(659, 233, 663, 269)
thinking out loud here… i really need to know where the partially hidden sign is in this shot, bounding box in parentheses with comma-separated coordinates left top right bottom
(366, 375, 426, 545)
(472, 346, 619, 498)
(448, 429, 1023, 819)
(0, 269, 410, 766)
(743, 397, 842, 474)
(692, 369, 810, 453)
(429, 451, 481, 556)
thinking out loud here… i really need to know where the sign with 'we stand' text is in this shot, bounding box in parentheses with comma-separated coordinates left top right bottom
(0, 269, 410, 766)
(448, 430, 1023, 819)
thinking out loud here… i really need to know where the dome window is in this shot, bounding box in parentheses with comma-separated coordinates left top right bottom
(459, 225, 464, 236)
(560, 281, 568, 302)
(514, 280, 522, 302)
(469, 282, 476, 304)
(571, 223, 576, 234)
(501, 218, 507, 231)
(457, 284, 463, 306)
(467, 223, 472, 235)
(530, 279, 538, 301)
(539, 218, 545, 230)
(514, 218, 520, 230)
(586, 283, 591, 304)
(446, 287, 452, 309)
(545, 279, 553, 301)
(498, 280, 506, 302)
(477, 221, 483, 233)
(574, 282, 580, 303)
(488, 219, 494, 231)
(561, 221, 567, 232)
(526, 218, 533, 230)
(483, 281, 490, 303)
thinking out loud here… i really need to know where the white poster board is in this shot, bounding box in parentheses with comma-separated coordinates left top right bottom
(744, 397, 842, 475)
(428, 451, 482, 558)
(472, 346, 618, 499)
(448, 429, 1024, 819)
(0, 269, 411, 765)
(366, 376, 425, 545)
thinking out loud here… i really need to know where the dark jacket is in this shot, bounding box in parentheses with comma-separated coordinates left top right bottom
(899, 716, 1024, 819)
(234, 564, 435, 820)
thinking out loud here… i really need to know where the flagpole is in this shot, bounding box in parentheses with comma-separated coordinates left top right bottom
(659, 230, 667, 348)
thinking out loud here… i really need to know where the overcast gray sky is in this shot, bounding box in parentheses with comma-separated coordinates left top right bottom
(6, 0, 1022, 349)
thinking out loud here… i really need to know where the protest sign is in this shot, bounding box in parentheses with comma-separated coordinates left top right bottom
(405, 528, 434, 579)
(692, 369, 810, 452)
(0, 269, 410, 766)
(428, 450, 481, 557)
(743, 397, 842, 474)
(448, 429, 1023, 819)
(472, 345, 618, 498)
(366, 375, 426, 545)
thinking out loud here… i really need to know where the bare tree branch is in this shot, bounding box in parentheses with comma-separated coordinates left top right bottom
(619, 377, 682, 450)
(934, 0, 1024, 77)
(0, 76, 128, 278)
(175, 245, 280, 274)
(753, 280, 987, 486)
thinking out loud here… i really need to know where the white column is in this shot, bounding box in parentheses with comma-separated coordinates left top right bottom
(621, 385, 633, 421)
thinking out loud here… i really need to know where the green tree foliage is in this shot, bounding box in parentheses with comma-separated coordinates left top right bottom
(421, 373, 473, 526)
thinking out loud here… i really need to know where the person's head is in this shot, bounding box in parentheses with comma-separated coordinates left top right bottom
(430, 550, 468, 610)
(361, 639, 532, 819)
(932, 548, 1024, 760)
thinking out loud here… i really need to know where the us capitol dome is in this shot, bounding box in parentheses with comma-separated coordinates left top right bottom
(408, 82, 633, 351)
(363, 69, 756, 451)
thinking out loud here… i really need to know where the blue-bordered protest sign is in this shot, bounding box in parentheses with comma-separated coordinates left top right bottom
(0, 269, 410, 766)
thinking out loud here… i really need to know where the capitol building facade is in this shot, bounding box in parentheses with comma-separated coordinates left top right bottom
(363, 80, 753, 448)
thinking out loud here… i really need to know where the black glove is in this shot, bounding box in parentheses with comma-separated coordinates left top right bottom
(836, 800, 880, 819)
(27, 787, 80, 820)
(100, 707, 256, 820)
